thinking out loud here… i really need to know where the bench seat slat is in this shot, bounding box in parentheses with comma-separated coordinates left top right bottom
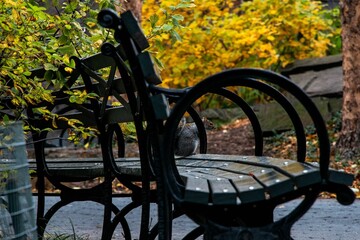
(28, 157, 143, 180)
(182, 175, 210, 205)
(179, 167, 239, 204)
(176, 159, 226, 168)
(231, 175, 266, 203)
(209, 178, 239, 205)
(328, 169, 355, 186)
(185, 154, 323, 188)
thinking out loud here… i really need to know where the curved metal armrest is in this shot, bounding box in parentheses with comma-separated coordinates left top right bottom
(149, 85, 191, 101)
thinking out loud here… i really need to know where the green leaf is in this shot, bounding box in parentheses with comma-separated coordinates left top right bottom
(23, 71, 32, 76)
(152, 56, 165, 70)
(174, 3, 196, 9)
(69, 58, 76, 68)
(56, 71, 65, 84)
(44, 63, 58, 71)
(87, 92, 99, 99)
(2, 115, 10, 123)
(57, 45, 75, 55)
(69, 95, 77, 103)
(172, 14, 184, 22)
(150, 14, 159, 28)
(44, 71, 54, 81)
(170, 30, 182, 42)
(162, 24, 173, 32)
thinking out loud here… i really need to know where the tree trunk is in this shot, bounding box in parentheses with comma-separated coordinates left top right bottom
(118, 0, 143, 22)
(337, 0, 360, 159)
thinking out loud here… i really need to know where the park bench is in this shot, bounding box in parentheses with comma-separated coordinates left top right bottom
(2, 41, 206, 239)
(1, 8, 356, 240)
(20, 60, 125, 239)
(0, 52, 161, 239)
(94, 9, 356, 240)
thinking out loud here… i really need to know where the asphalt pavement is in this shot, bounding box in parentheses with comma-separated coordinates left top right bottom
(36, 197, 360, 240)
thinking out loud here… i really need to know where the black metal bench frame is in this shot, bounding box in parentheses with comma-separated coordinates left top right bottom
(96, 9, 356, 240)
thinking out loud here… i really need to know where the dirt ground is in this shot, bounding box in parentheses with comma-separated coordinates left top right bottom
(206, 118, 256, 155)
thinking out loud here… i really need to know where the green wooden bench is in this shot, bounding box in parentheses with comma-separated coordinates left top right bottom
(95, 9, 356, 240)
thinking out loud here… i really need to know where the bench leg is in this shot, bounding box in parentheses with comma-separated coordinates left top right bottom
(156, 190, 173, 240)
(104, 201, 139, 240)
(35, 174, 46, 240)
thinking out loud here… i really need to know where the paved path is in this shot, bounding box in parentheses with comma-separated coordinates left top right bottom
(36, 197, 360, 239)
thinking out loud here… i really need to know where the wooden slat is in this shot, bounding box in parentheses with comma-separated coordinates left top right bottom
(328, 168, 354, 186)
(82, 52, 115, 71)
(138, 52, 162, 85)
(209, 178, 238, 205)
(114, 158, 142, 176)
(104, 106, 133, 124)
(182, 174, 210, 205)
(176, 159, 229, 168)
(231, 174, 266, 203)
(121, 11, 150, 51)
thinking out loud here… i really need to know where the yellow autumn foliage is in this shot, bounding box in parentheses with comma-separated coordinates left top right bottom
(142, 0, 336, 89)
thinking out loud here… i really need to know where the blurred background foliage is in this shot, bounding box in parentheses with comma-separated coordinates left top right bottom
(1, 0, 341, 127)
(142, 0, 341, 106)
(143, 0, 341, 76)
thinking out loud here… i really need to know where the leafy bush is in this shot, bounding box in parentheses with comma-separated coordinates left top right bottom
(142, 0, 340, 96)
(0, 0, 115, 131)
(322, 6, 342, 55)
